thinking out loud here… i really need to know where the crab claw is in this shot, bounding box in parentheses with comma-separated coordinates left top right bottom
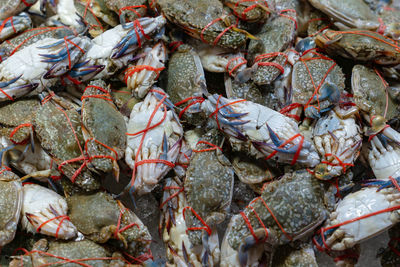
(112, 16, 166, 59)
(0, 13, 32, 42)
(64, 61, 105, 84)
(0, 76, 38, 102)
(21, 184, 77, 239)
(362, 176, 400, 191)
(40, 36, 91, 78)
(295, 37, 316, 54)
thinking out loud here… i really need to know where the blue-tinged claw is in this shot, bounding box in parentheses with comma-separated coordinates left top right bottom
(38, 38, 65, 49)
(362, 177, 400, 191)
(159, 133, 169, 162)
(273, 144, 300, 154)
(377, 133, 389, 148)
(295, 37, 316, 54)
(153, 91, 175, 109)
(266, 124, 282, 147)
(0, 145, 16, 165)
(305, 105, 321, 119)
(216, 114, 248, 126)
(317, 82, 340, 103)
(0, 75, 21, 88)
(64, 64, 104, 85)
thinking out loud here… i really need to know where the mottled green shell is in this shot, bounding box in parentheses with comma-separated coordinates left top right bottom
(352, 64, 398, 119)
(247, 13, 296, 85)
(44, 240, 110, 267)
(0, 98, 39, 143)
(224, 0, 269, 22)
(166, 44, 206, 125)
(228, 79, 263, 104)
(67, 192, 119, 237)
(157, 0, 246, 49)
(184, 129, 234, 245)
(106, 0, 147, 22)
(292, 56, 345, 104)
(34, 101, 100, 191)
(228, 170, 328, 249)
(272, 244, 318, 267)
(82, 80, 127, 173)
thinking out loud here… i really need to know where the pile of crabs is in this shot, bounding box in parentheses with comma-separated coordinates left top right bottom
(1, 0, 400, 266)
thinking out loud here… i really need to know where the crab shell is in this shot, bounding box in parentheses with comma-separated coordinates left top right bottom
(126, 41, 167, 98)
(156, 0, 247, 49)
(81, 80, 127, 177)
(21, 184, 77, 239)
(162, 178, 220, 267)
(0, 170, 22, 247)
(308, 0, 379, 30)
(221, 170, 330, 266)
(201, 95, 320, 167)
(0, 0, 37, 20)
(125, 89, 183, 195)
(320, 186, 400, 251)
(312, 109, 362, 180)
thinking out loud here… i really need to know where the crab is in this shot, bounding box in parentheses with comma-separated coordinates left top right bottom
(201, 94, 320, 167)
(124, 41, 167, 98)
(308, 0, 379, 30)
(247, 9, 297, 85)
(81, 80, 127, 180)
(0, 13, 31, 42)
(377, 5, 400, 41)
(0, 0, 37, 20)
(67, 191, 152, 257)
(34, 92, 101, 192)
(166, 43, 207, 126)
(291, 51, 345, 119)
(0, 35, 91, 100)
(9, 238, 126, 267)
(351, 64, 398, 120)
(161, 177, 220, 266)
(225, 77, 264, 105)
(313, 181, 400, 251)
(221, 170, 333, 266)
(315, 29, 400, 65)
(312, 107, 362, 180)
(0, 168, 22, 247)
(231, 153, 277, 186)
(124, 88, 183, 196)
(156, 0, 248, 49)
(368, 120, 400, 180)
(184, 129, 234, 265)
(21, 183, 77, 239)
(81, 16, 166, 79)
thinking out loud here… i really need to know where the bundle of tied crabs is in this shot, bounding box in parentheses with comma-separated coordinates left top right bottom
(2, 0, 400, 266)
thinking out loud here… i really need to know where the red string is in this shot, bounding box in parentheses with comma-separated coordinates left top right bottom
(321, 153, 354, 173)
(169, 41, 183, 53)
(132, 19, 150, 48)
(0, 16, 16, 36)
(279, 103, 302, 121)
(119, 5, 147, 20)
(174, 96, 205, 119)
(192, 141, 222, 153)
(378, 18, 387, 35)
(82, 0, 104, 31)
(279, 9, 297, 30)
(254, 52, 289, 75)
(159, 185, 184, 209)
(314, 176, 400, 252)
(182, 206, 212, 236)
(123, 65, 165, 83)
(35, 215, 71, 239)
(9, 123, 33, 145)
(265, 133, 304, 165)
(200, 17, 238, 46)
(113, 207, 140, 239)
(21, 0, 33, 7)
(229, 0, 269, 21)
(307, 17, 333, 37)
(374, 68, 389, 119)
(226, 56, 247, 76)
(125, 89, 173, 189)
(63, 36, 85, 70)
(389, 237, 400, 257)
(9, 27, 67, 57)
(208, 95, 246, 131)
